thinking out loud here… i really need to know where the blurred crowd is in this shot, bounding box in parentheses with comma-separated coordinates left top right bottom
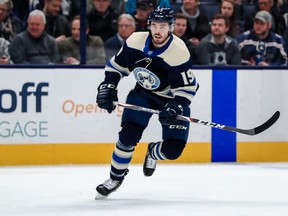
(0, 0, 287, 66)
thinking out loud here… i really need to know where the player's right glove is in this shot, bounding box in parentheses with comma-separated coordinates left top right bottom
(96, 82, 118, 114)
(159, 101, 183, 125)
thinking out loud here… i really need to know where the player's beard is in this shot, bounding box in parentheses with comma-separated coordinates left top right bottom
(152, 33, 170, 48)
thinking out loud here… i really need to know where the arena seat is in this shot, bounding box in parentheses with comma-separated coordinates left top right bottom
(200, 3, 220, 21)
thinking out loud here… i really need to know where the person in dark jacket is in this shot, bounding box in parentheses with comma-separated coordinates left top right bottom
(9, 9, 59, 64)
(42, 0, 71, 41)
(282, 28, 288, 65)
(104, 13, 136, 62)
(179, 0, 210, 47)
(197, 14, 241, 65)
(0, 0, 24, 42)
(244, 0, 286, 35)
(133, 0, 154, 31)
(87, 0, 119, 42)
(12, 0, 80, 22)
(236, 10, 287, 66)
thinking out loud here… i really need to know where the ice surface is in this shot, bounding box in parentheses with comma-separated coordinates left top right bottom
(1, 163, 288, 216)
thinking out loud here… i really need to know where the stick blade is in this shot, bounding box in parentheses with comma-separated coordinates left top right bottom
(251, 111, 280, 135)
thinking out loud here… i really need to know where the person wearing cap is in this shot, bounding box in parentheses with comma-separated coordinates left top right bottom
(243, 0, 286, 35)
(236, 10, 287, 66)
(132, 0, 154, 31)
(95, 6, 198, 199)
(126, 0, 171, 16)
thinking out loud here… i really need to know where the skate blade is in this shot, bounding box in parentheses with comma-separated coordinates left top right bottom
(95, 192, 108, 200)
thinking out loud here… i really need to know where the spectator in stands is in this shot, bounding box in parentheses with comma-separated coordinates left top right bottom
(126, 0, 170, 15)
(42, 0, 71, 41)
(87, 0, 126, 15)
(11, 0, 29, 21)
(282, 29, 288, 64)
(244, 0, 286, 35)
(133, 0, 154, 31)
(236, 10, 287, 66)
(61, 0, 80, 21)
(105, 13, 136, 62)
(87, 0, 119, 42)
(179, 0, 210, 47)
(9, 9, 59, 64)
(173, 12, 199, 64)
(220, 0, 242, 37)
(0, 37, 11, 64)
(283, 12, 287, 27)
(0, 0, 24, 42)
(32, 0, 80, 19)
(111, 0, 126, 14)
(197, 14, 241, 65)
(21, 0, 80, 21)
(57, 15, 106, 65)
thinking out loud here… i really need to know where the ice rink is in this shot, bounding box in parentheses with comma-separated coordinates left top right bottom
(1, 163, 288, 216)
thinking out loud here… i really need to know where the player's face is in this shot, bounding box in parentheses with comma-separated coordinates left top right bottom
(150, 21, 170, 48)
(253, 19, 270, 36)
(211, 18, 228, 37)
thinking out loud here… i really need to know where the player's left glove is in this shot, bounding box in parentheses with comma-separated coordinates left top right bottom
(159, 101, 183, 125)
(96, 82, 118, 113)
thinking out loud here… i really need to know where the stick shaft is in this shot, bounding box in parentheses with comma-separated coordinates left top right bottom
(115, 102, 280, 136)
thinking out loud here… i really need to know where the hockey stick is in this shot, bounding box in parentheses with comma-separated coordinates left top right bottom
(114, 102, 280, 136)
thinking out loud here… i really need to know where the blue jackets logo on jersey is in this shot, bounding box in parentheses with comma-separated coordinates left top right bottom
(133, 67, 160, 90)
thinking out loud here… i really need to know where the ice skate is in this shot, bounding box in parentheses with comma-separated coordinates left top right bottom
(95, 169, 129, 199)
(95, 178, 123, 200)
(143, 142, 157, 177)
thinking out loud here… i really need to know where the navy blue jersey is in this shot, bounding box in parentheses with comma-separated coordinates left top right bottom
(236, 30, 288, 66)
(104, 32, 198, 106)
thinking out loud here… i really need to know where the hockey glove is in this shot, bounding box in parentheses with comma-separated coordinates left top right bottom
(159, 101, 183, 125)
(96, 82, 118, 113)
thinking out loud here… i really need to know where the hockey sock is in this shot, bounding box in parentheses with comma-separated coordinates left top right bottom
(110, 140, 134, 180)
(150, 141, 166, 160)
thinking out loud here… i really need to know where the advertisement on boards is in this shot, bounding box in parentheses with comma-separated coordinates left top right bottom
(0, 68, 212, 144)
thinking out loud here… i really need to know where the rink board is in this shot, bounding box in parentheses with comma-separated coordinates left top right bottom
(0, 68, 287, 165)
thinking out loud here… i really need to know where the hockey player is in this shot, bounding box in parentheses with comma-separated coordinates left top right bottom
(95, 6, 198, 199)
